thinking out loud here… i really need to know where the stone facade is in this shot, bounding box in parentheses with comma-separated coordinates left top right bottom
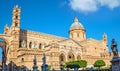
(0, 5, 116, 70)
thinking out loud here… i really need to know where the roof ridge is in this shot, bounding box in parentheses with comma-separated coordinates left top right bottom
(21, 29, 67, 39)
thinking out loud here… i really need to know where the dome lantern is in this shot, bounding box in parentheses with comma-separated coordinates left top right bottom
(70, 17, 84, 30)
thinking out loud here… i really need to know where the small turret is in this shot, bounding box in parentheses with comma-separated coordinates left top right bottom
(4, 24, 9, 34)
(103, 33, 107, 41)
(103, 33, 108, 46)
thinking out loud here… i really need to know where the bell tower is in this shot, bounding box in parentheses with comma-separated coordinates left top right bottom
(9, 5, 21, 59)
(11, 5, 21, 42)
(12, 5, 20, 28)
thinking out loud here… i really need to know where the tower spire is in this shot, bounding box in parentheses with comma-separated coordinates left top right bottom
(15, 5, 18, 8)
(12, 5, 21, 28)
(74, 17, 78, 22)
(103, 32, 107, 41)
(103, 32, 108, 46)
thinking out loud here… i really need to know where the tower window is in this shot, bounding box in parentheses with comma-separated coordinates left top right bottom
(29, 42, 32, 48)
(21, 58, 24, 62)
(16, 9, 18, 12)
(15, 22, 18, 27)
(16, 16, 18, 19)
(77, 33, 79, 37)
(39, 43, 42, 49)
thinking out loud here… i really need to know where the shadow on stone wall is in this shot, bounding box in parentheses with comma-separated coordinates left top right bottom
(7, 61, 30, 71)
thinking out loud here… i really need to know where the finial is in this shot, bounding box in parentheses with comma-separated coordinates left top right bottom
(104, 32, 106, 35)
(5, 24, 8, 27)
(103, 32, 107, 39)
(103, 32, 107, 37)
(15, 5, 18, 8)
(14, 5, 19, 9)
(74, 17, 78, 22)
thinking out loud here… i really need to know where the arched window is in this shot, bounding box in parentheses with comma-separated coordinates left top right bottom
(21, 58, 24, 62)
(39, 43, 42, 49)
(15, 22, 18, 27)
(59, 53, 65, 64)
(16, 16, 18, 19)
(29, 42, 32, 48)
(68, 52, 75, 61)
(77, 33, 79, 37)
(19, 40, 22, 47)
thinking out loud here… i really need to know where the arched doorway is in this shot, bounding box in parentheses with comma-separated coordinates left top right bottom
(68, 52, 75, 61)
(77, 55, 81, 60)
(59, 53, 65, 64)
(0, 38, 7, 71)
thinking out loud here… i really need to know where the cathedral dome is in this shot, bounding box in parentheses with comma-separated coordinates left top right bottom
(70, 17, 84, 30)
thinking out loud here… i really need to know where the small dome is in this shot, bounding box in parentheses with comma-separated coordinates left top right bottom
(70, 17, 84, 30)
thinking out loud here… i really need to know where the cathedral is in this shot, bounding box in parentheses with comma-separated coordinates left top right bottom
(0, 5, 114, 70)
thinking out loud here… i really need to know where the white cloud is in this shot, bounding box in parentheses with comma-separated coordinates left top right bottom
(69, 0, 98, 12)
(69, 0, 120, 13)
(98, 0, 120, 9)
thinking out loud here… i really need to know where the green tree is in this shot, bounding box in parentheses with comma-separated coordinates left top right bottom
(65, 61, 80, 69)
(63, 60, 87, 70)
(77, 60, 87, 70)
(93, 59, 106, 70)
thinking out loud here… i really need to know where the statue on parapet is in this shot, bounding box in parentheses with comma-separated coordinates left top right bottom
(111, 39, 119, 57)
(41, 53, 48, 71)
(42, 53, 46, 64)
(33, 55, 38, 71)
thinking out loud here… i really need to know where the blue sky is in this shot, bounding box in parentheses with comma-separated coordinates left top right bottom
(0, 0, 120, 59)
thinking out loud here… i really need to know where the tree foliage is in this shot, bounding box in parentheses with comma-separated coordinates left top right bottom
(94, 59, 106, 69)
(62, 60, 87, 69)
(77, 60, 87, 68)
(66, 61, 80, 69)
